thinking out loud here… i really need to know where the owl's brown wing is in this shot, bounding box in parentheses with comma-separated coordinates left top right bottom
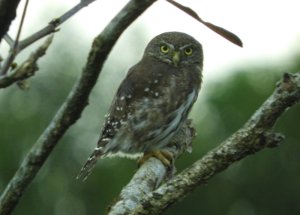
(76, 78, 134, 181)
(77, 66, 137, 181)
(96, 68, 135, 145)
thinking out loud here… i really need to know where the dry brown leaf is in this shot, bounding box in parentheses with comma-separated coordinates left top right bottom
(166, 0, 243, 47)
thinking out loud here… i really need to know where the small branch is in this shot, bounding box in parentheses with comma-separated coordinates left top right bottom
(60, 0, 96, 24)
(109, 72, 300, 215)
(0, 35, 54, 89)
(108, 121, 195, 215)
(0, 1, 157, 215)
(14, 0, 29, 49)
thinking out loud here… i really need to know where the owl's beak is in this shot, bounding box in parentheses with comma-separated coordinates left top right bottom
(172, 51, 180, 67)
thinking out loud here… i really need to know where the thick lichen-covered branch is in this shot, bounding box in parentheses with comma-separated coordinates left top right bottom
(109, 72, 300, 215)
(0, 1, 157, 215)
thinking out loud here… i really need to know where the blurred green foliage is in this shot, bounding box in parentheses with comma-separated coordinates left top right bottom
(0, 44, 299, 215)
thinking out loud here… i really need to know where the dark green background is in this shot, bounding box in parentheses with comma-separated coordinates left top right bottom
(0, 35, 299, 215)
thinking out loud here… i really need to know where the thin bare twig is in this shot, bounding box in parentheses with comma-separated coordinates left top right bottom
(14, 0, 29, 49)
(0, 1, 157, 214)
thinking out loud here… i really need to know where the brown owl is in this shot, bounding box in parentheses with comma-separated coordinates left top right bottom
(77, 32, 203, 180)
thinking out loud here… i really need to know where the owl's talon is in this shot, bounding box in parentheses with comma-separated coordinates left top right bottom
(138, 150, 174, 167)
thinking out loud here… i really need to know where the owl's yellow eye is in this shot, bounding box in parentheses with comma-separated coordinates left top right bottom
(160, 45, 169, 54)
(184, 47, 193, 56)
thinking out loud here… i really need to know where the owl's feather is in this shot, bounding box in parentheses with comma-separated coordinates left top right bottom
(76, 147, 103, 181)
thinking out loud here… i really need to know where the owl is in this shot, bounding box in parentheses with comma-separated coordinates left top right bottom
(77, 32, 203, 180)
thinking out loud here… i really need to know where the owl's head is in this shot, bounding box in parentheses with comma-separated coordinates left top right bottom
(144, 32, 203, 68)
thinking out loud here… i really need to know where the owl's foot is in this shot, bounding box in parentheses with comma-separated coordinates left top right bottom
(138, 150, 174, 167)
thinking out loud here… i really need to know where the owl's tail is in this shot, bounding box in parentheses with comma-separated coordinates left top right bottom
(76, 147, 104, 181)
